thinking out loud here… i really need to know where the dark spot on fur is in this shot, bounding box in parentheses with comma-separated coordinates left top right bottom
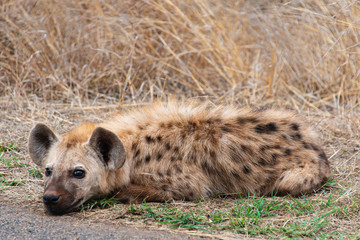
(201, 161, 215, 174)
(310, 144, 320, 152)
(255, 123, 278, 134)
(191, 152, 197, 164)
(201, 161, 207, 170)
(270, 154, 278, 164)
(145, 155, 151, 163)
(284, 148, 292, 156)
(175, 165, 182, 173)
(229, 145, 245, 163)
(321, 175, 328, 184)
(282, 134, 288, 140)
(209, 150, 216, 160)
(231, 171, 240, 179)
(160, 123, 165, 128)
(185, 175, 190, 179)
(258, 157, 266, 165)
(157, 153, 162, 161)
(130, 179, 136, 184)
(131, 142, 137, 151)
(145, 135, 155, 143)
(310, 179, 314, 186)
(260, 145, 270, 152)
(181, 133, 187, 140)
(299, 165, 304, 169)
(134, 160, 142, 168)
(241, 145, 249, 152)
(189, 121, 197, 127)
(243, 165, 251, 174)
(272, 145, 281, 149)
(304, 179, 308, 184)
(161, 185, 168, 191)
(167, 123, 173, 128)
(291, 123, 299, 131)
(158, 171, 164, 178)
(214, 118, 222, 123)
(134, 149, 140, 158)
(221, 126, 233, 133)
(237, 117, 259, 124)
(170, 156, 176, 162)
(66, 143, 72, 148)
(319, 151, 328, 161)
(291, 133, 302, 141)
(174, 146, 179, 153)
(156, 136, 162, 142)
(279, 175, 285, 181)
(165, 143, 171, 150)
(166, 169, 171, 177)
(177, 177, 182, 181)
(302, 141, 311, 149)
(189, 191, 194, 198)
(259, 185, 267, 195)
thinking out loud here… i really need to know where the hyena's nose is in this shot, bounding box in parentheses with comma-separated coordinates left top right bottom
(43, 194, 60, 205)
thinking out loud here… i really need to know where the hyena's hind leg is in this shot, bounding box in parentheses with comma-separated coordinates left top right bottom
(273, 152, 331, 196)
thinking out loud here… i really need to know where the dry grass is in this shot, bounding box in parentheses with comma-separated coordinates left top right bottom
(0, 0, 359, 239)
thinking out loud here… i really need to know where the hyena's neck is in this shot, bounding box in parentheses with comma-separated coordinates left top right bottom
(102, 161, 131, 193)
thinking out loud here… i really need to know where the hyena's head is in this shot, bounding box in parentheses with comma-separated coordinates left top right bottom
(28, 123, 126, 215)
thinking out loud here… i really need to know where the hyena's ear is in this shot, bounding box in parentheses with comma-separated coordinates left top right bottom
(28, 124, 59, 167)
(88, 127, 126, 170)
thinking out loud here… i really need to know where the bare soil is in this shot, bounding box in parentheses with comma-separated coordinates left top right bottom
(0, 201, 209, 240)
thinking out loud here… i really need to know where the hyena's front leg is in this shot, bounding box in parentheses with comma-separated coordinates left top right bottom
(114, 185, 174, 203)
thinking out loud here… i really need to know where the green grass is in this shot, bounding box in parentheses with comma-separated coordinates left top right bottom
(1, 143, 43, 178)
(0, 177, 25, 187)
(0, 143, 25, 168)
(81, 196, 123, 211)
(0, 143, 19, 152)
(0, 174, 26, 191)
(80, 193, 359, 238)
(26, 166, 43, 178)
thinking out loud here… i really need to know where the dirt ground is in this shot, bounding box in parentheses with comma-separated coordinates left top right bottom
(0, 201, 209, 240)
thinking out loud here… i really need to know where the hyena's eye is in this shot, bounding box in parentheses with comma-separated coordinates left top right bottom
(45, 168, 52, 177)
(73, 170, 85, 179)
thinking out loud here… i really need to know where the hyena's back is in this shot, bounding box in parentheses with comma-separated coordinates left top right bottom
(99, 102, 331, 200)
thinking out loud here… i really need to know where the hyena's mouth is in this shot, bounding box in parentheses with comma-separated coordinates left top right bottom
(46, 198, 84, 215)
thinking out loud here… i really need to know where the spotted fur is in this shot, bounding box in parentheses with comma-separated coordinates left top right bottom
(28, 101, 331, 215)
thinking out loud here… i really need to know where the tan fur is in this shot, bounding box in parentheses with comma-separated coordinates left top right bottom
(28, 101, 331, 214)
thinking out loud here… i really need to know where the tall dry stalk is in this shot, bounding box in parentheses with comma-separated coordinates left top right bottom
(0, 0, 359, 109)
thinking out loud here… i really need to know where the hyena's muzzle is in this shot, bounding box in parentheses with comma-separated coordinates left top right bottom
(42, 174, 84, 215)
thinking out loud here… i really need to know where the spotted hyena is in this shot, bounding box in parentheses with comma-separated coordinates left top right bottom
(28, 101, 330, 215)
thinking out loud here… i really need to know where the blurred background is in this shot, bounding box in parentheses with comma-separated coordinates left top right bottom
(1, 0, 359, 111)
